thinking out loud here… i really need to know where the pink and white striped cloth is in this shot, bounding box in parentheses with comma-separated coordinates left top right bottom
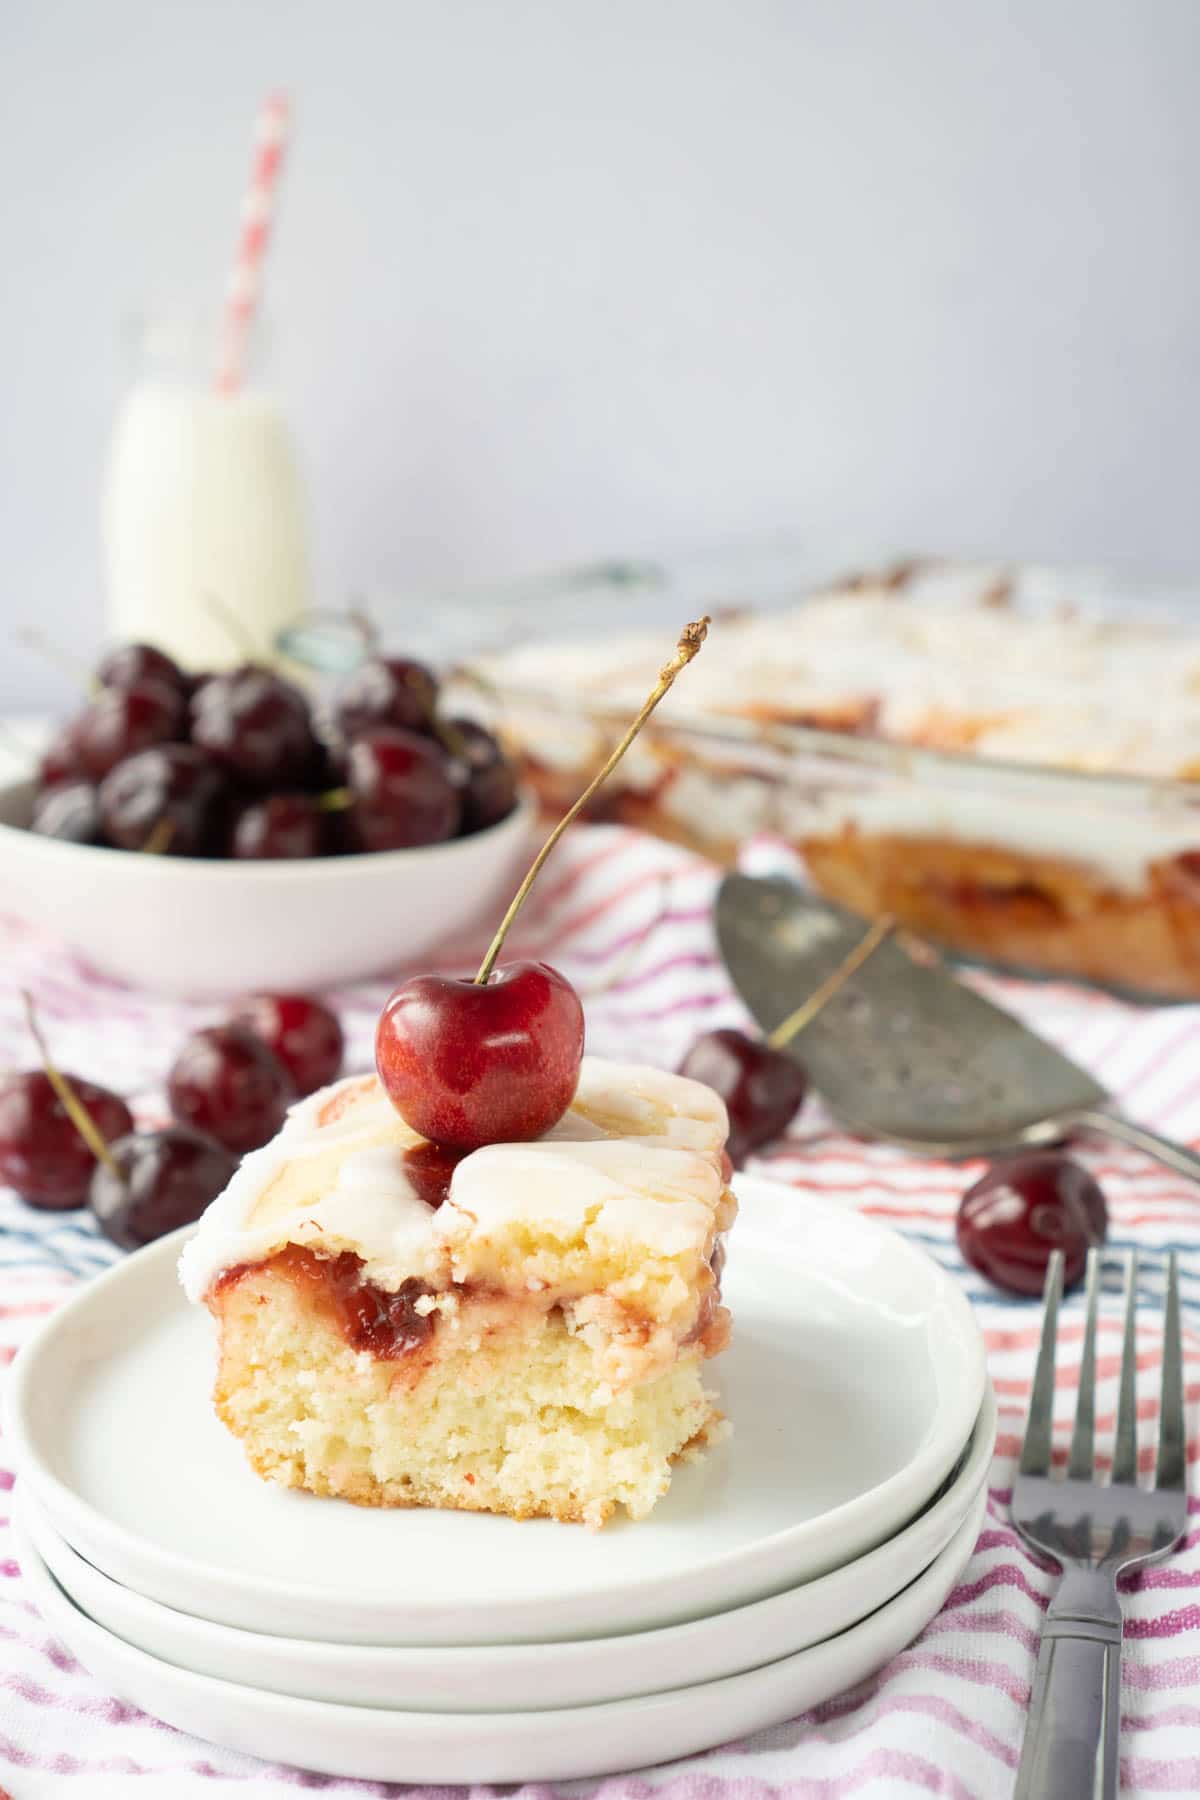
(0, 822, 1197, 1799)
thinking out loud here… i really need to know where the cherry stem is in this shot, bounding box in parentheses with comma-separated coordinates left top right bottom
(315, 786, 354, 813)
(20, 991, 123, 1179)
(201, 593, 273, 667)
(17, 628, 96, 693)
(434, 718, 471, 760)
(766, 913, 895, 1050)
(453, 664, 505, 707)
(473, 618, 710, 985)
(143, 817, 176, 855)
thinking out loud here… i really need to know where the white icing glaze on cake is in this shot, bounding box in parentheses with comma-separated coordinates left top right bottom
(178, 1057, 729, 1307)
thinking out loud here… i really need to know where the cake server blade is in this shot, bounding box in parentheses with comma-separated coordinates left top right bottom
(714, 872, 1200, 1181)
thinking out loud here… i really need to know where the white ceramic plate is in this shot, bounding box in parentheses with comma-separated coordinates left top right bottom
(0, 778, 534, 996)
(7, 1178, 986, 1645)
(15, 1488, 986, 1781)
(16, 1382, 994, 1710)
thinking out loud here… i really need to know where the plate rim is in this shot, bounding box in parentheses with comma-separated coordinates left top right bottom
(14, 1382, 995, 1702)
(6, 1175, 987, 1637)
(12, 1488, 988, 1780)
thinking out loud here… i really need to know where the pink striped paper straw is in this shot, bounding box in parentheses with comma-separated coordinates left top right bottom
(214, 91, 291, 394)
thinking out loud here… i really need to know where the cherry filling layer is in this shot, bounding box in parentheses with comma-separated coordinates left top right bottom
(214, 1231, 729, 1365)
(215, 1245, 436, 1360)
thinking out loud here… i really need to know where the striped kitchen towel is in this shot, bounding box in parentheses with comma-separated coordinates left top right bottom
(0, 822, 1196, 1799)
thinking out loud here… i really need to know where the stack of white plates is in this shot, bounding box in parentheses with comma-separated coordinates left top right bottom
(7, 1178, 994, 1783)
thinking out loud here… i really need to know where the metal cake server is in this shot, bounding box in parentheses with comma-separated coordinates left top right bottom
(715, 872, 1200, 1182)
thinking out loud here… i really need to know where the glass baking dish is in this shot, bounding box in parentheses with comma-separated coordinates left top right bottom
(448, 549, 1200, 1000)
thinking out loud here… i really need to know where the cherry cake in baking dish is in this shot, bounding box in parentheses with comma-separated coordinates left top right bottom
(476, 560, 1200, 997)
(179, 1060, 734, 1528)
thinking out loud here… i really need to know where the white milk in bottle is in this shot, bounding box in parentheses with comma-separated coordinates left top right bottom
(102, 316, 310, 666)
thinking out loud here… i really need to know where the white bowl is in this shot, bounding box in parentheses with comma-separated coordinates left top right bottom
(0, 779, 534, 997)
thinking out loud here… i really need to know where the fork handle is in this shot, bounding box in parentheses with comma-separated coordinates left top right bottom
(1075, 1106, 1200, 1185)
(1015, 1570, 1122, 1800)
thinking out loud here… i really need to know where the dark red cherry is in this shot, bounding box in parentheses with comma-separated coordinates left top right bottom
(345, 728, 461, 852)
(190, 666, 320, 789)
(678, 1028, 808, 1167)
(0, 1072, 133, 1209)
(167, 1025, 296, 1153)
(955, 1152, 1108, 1295)
(230, 793, 325, 859)
(230, 993, 344, 1096)
(37, 721, 86, 790)
(95, 642, 188, 697)
(376, 961, 584, 1150)
(30, 780, 102, 845)
(98, 744, 226, 855)
(401, 1139, 467, 1208)
(336, 657, 438, 740)
(89, 1127, 238, 1249)
(74, 679, 186, 781)
(445, 719, 519, 834)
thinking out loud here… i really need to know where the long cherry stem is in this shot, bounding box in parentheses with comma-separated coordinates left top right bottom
(17, 629, 95, 692)
(201, 593, 272, 666)
(474, 618, 710, 985)
(21, 992, 123, 1178)
(142, 817, 176, 855)
(766, 913, 894, 1050)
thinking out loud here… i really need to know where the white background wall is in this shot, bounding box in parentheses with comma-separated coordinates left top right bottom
(3, 0, 1199, 709)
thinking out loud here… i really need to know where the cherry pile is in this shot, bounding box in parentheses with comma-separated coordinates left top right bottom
(30, 642, 518, 859)
(0, 993, 344, 1250)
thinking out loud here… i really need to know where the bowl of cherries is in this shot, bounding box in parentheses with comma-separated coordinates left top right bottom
(0, 645, 532, 997)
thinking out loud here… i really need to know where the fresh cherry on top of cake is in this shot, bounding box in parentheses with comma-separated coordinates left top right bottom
(90, 1126, 238, 1251)
(0, 1069, 133, 1209)
(378, 962, 585, 1150)
(335, 656, 439, 740)
(678, 1029, 808, 1169)
(231, 993, 344, 1096)
(167, 1023, 296, 1153)
(955, 1151, 1108, 1295)
(376, 620, 710, 1151)
(190, 665, 319, 789)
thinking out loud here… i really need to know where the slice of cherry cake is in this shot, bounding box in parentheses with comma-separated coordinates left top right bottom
(179, 1058, 734, 1527)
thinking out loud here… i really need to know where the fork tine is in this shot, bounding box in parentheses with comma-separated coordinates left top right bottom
(1111, 1251, 1139, 1484)
(1067, 1248, 1102, 1480)
(1020, 1250, 1063, 1477)
(1156, 1252, 1186, 1492)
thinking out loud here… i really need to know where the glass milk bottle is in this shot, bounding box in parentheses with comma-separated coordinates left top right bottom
(101, 315, 311, 667)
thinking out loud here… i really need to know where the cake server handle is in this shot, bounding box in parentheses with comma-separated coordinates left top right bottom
(1072, 1107, 1200, 1185)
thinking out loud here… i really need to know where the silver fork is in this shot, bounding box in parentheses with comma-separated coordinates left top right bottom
(1012, 1248, 1188, 1799)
